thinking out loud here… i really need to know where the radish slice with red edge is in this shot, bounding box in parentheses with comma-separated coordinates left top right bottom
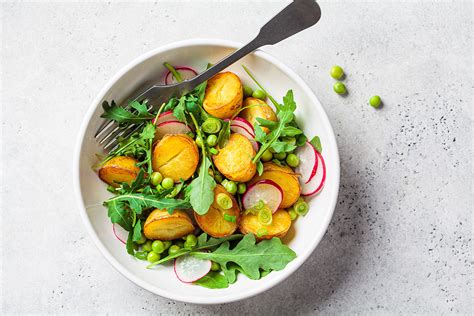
(174, 253, 212, 283)
(295, 141, 318, 184)
(152, 111, 176, 125)
(112, 223, 127, 245)
(155, 120, 192, 140)
(230, 124, 259, 152)
(165, 66, 198, 85)
(301, 151, 326, 196)
(232, 117, 255, 136)
(242, 179, 283, 214)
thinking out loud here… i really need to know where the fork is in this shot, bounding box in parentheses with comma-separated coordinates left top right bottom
(95, 0, 321, 150)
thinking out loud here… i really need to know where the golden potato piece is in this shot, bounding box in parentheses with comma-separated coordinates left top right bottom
(98, 156, 140, 187)
(248, 162, 301, 208)
(152, 134, 199, 182)
(240, 97, 277, 133)
(213, 133, 256, 182)
(194, 185, 240, 238)
(239, 209, 291, 240)
(144, 209, 194, 240)
(203, 72, 243, 119)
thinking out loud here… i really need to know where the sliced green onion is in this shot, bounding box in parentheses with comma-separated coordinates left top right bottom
(223, 214, 236, 223)
(202, 117, 222, 134)
(254, 200, 265, 211)
(217, 193, 233, 210)
(163, 62, 183, 82)
(293, 198, 309, 216)
(258, 207, 273, 226)
(256, 228, 268, 237)
(209, 147, 219, 155)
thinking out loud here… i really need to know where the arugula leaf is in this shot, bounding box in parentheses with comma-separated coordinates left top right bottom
(242, 65, 281, 112)
(126, 231, 135, 255)
(281, 126, 303, 137)
(188, 157, 216, 215)
(194, 272, 229, 289)
(105, 194, 191, 215)
(107, 200, 132, 230)
(257, 160, 264, 176)
(310, 135, 322, 153)
(173, 96, 187, 123)
(191, 234, 296, 281)
(255, 118, 278, 130)
(270, 141, 297, 153)
(132, 219, 142, 242)
(101, 100, 154, 123)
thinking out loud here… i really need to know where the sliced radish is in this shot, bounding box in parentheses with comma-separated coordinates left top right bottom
(152, 111, 177, 125)
(295, 141, 318, 184)
(301, 151, 326, 196)
(174, 254, 212, 283)
(242, 179, 283, 214)
(155, 120, 192, 140)
(232, 117, 255, 136)
(165, 66, 198, 85)
(112, 223, 127, 245)
(230, 124, 259, 152)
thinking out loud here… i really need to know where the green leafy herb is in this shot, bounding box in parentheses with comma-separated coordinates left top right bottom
(126, 231, 135, 255)
(310, 135, 322, 153)
(194, 272, 229, 289)
(256, 160, 264, 176)
(173, 96, 187, 123)
(217, 120, 231, 148)
(105, 194, 190, 215)
(101, 100, 154, 124)
(242, 65, 281, 111)
(132, 219, 142, 242)
(188, 157, 216, 215)
(191, 234, 296, 282)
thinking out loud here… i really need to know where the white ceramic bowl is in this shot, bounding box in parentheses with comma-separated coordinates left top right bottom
(74, 39, 340, 304)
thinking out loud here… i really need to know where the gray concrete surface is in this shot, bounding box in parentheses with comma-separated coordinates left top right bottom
(1, 0, 472, 314)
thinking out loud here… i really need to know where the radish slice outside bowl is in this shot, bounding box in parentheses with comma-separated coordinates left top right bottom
(112, 223, 127, 245)
(174, 253, 212, 283)
(301, 151, 326, 196)
(230, 124, 259, 152)
(242, 179, 283, 214)
(155, 120, 192, 140)
(152, 111, 177, 125)
(165, 66, 198, 85)
(232, 117, 255, 136)
(295, 141, 318, 184)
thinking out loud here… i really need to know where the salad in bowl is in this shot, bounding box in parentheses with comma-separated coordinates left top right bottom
(95, 62, 327, 289)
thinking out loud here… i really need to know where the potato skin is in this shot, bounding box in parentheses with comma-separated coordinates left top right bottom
(213, 133, 256, 182)
(239, 209, 292, 240)
(240, 97, 277, 133)
(98, 156, 140, 187)
(144, 209, 195, 240)
(152, 134, 199, 182)
(203, 72, 243, 119)
(194, 185, 240, 238)
(248, 162, 301, 208)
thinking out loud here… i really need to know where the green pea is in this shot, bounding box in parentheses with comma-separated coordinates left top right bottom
(369, 95, 382, 108)
(209, 147, 219, 155)
(184, 234, 197, 248)
(207, 134, 218, 147)
(202, 118, 222, 134)
(274, 152, 287, 160)
(252, 89, 266, 100)
(286, 153, 300, 167)
(216, 193, 233, 209)
(238, 183, 247, 194)
(243, 85, 253, 97)
(135, 233, 147, 245)
(152, 240, 165, 254)
(161, 177, 174, 190)
(168, 245, 181, 256)
(330, 65, 344, 79)
(211, 261, 221, 271)
(195, 136, 204, 148)
(134, 251, 148, 261)
(163, 241, 172, 250)
(142, 240, 153, 252)
(147, 251, 160, 263)
(150, 172, 163, 186)
(261, 149, 273, 162)
(333, 82, 347, 95)
(222, 179, 237, 195)
(296, 134, 307, 147)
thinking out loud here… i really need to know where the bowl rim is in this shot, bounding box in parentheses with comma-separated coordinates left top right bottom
(73, 38, 340, 304)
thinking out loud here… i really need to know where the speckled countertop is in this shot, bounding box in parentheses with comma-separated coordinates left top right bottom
(1, 1, 472, 314)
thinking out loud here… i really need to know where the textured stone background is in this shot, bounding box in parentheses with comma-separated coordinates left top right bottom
(1, 0, 472, 314)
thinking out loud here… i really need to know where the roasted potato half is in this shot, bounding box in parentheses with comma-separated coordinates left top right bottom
(248, 162, 301, 208)
(194, 185, 240, 238)
(213, 133, 257, 182)
(144, 209, 195, 240)
(239, 209, 292, 240)
(203, 72, 243, 119)
(240, 97, 277, 133)
(152, 134, 199, 182)
(98, 156, 140, 187)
